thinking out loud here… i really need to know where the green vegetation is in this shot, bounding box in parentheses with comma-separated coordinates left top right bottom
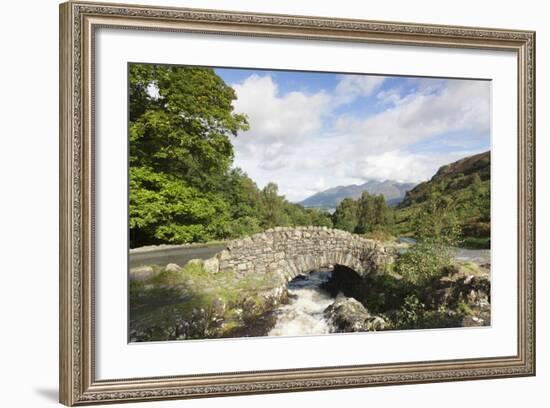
(331, 151, 490, 249)
(128, 64, 492, 339)
(328, 197, 489, 331)
(129, 63, 489, 251)
(129, 64, 332, 248)
(359, 259, 489, 331)
(130, 262, 285, 341)
(332, 191, 393, 235)
(396, 151, 490, 248)
(326, 257, 490, 332)
(394, 197, 461, 285)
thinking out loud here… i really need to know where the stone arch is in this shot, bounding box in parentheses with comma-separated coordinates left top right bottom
(319, 264, 367, 299)
(205, 226, 393, 284)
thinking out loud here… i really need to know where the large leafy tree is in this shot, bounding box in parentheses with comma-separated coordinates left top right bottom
(220, 168, 265, 238)
(129, 167, 231, 246)
(356, 191, 374, 233)
(129, 64, 334, 247)
(129, 64, 249, 189)
(129, 64, 249, 246)
(357, 192, 392, 233)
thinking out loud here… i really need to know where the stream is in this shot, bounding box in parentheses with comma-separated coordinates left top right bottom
(268, 269, 335, 336)
(397, 237, 491, 265)
(267, 242, 491, 337)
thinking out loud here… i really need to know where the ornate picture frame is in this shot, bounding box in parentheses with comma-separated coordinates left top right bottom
(59, 1, 535, 405)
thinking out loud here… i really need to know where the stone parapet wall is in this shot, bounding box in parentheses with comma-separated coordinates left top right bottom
(200, 226, 393, 281)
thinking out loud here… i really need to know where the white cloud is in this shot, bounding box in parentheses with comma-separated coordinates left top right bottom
(334, 75, 385, 105)
(335, 79, 490, 156)
(232, 75, 329, 140)
(229, 74, 490, 202)
(376, 88, 402, 105)
(348, 150, 471, 183)
(230, 74, 332, 173)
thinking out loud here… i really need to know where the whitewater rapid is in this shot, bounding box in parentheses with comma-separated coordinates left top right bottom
(268, 269, 335, 337)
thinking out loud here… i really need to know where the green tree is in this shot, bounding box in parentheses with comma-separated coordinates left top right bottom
(129, 64, 249, 246)
(356, 191, 376, 233)
(129, 167, 231, 246)
(332, 198, 359, 232)
(129, 65, 249, 189)
(220, 168, 265, 237)
(306, 208, 333, 228)
(283, 202, 312, 226)
(395, 197, 461, 285)
(372, 194, 391, 227)
(261, 183, 289, 228)
(129, 63, 339, 247)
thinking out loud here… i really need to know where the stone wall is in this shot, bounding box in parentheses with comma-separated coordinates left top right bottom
(201, 226, 394, 282)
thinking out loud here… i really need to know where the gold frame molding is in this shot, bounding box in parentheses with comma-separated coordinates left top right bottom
(59, 1, 536, 405)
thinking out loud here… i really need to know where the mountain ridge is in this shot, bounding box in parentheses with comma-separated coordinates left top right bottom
(395, 150, 491, 248)
(299, 179, 416, 210)
(398, 150, 490, 208)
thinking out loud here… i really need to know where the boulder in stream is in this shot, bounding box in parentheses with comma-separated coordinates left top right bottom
(324, 295, 386, 332)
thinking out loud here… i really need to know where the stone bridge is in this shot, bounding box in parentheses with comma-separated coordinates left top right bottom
(201, 226, 394, 282)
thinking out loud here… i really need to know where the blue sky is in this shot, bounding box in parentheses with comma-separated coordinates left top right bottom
(214, 67, 491, 202)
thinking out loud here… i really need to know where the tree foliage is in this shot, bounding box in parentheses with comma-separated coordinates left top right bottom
(396, 151, 490, 248)
(129, 167, 232, 246)
(332, 192, 392, 235)
(129, 64, 332, 247)
(129, 64, 249, 189)
(394, 198, 462, 285)
(332, 198, 359, 232)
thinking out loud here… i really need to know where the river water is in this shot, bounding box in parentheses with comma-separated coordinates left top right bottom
(268, 269, 335, 336)
(266, 243, 490, 337)
(452, 248, 491, 265)
(397, 237, 491, 265)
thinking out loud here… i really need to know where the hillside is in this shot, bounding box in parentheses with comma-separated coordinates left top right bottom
(300, 180, 415, 210)
(396, 151, 491, 248)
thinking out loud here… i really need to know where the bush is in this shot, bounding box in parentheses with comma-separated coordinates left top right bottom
(395, 295, 425, 329)
(461, 221, 490, 238)
(394, 198, 461, 285)
(394, 241, 452, 285)
(226, 216, 262, 238)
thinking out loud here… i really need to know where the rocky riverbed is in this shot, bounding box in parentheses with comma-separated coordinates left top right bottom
(129, 235, 491, 342)
(130, 260, 490, 342)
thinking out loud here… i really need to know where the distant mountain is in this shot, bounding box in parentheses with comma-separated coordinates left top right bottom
(299, 180, 416, 210)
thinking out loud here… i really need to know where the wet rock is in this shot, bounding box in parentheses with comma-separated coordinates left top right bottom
(203, 257, 219, 273)
(462, 315, 486, 327)
(324, 296, 386, 332)
(129, 265, 155, 281)
(165, 263, 181, 273)
(428, 264, 491, 308)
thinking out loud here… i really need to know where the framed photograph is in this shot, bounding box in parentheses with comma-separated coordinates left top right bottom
(59, 1, 536, 405)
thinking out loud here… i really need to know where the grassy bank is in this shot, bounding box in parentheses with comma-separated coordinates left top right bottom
(130, 262, 286, 342)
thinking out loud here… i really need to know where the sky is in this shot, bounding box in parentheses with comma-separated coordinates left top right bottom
(214, 67, 491, 203)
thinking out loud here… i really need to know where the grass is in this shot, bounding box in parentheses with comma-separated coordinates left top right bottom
(362, 230, 395, 242)
(129, 260, 285, 342)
